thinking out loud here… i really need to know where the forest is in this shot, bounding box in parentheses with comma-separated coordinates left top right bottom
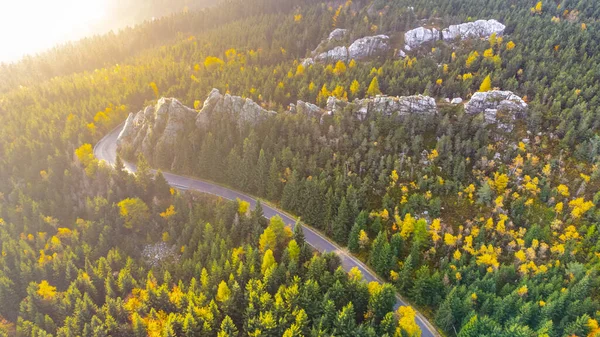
(1, 0, 600, 336)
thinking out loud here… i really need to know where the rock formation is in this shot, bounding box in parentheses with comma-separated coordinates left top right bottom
(117, 97, 197, 160)
(195, 88, 277, 129)
(403, 19, 505, 50)
(315, 46, 349, 63)
(117, 90, 438, 167)
(464, 90, 527, 129)
(442, 20, 505, 41)
(404, 27, 440, 49)
(327, 94, 437, 121)
(348, 35, 390, 60)
(314, 34, 391, 63)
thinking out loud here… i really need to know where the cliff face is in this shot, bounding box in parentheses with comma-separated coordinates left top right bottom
(117, 89, 441, 169)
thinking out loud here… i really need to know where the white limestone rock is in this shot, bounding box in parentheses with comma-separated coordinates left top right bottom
(465, 90, 527, 120)
(328, 28, 349, 41)
(404, 27, 440, 49)
(327, 95, 437, 120)
(316, 46, 349, 63)
(442, 19, 505, 41)
(451, 97, 463, 104)
(348, 35, 390, 60)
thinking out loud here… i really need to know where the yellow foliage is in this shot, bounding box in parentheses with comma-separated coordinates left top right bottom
(479, 75, 492, 92)
(436, 78, 443, 86)
(557, 184, 569, 197)
(515, 250, 526, 263)
(444, 233, 458, 246)
(396, 306, 421, 337)
(294, 14, 303, 22)
(204, 56, 225, 71)
(160, 205, 176, 219)
(333, 60, 347, 75)
(216, 281, 231, 303)
(466, 51, 479, 68)
(483, 48, 494, 58)
(149, 81, 159, 98)
(517, 285, 528, 296)
(37, 280, 57, 300)
(569, 198, 594, 219)
(492, 172, 509, 193)
(237, 199, 250, 215)
(506, 41, 516, 50)
(453, 249, 462, 260)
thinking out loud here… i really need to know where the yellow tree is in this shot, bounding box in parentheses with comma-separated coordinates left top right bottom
(396, 306, 421, 337)
(333, 60, 347, 75)
(118, 198, 150, 230)
(149, 82, 159, 98)
(479, 75, 492, 92)
(349, 79, 360, 97)
(366, 77, 381, 96)
(216, 281, 231, 303)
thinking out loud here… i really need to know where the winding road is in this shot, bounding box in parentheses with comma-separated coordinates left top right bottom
(94, 122, 440, 337)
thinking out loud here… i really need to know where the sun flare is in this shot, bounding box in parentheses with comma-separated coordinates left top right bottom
(0, 0, 107, 62)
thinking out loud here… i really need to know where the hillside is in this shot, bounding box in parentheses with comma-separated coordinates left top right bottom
(0, 0, 600, 336)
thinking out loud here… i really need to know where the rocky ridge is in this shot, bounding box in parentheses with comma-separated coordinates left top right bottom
(118, 90, 440, 162)
(404, 19, 505, 50)
(309, 32, 391, 64)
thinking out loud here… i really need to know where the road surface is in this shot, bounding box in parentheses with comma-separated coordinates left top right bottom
(94, 122, 440, 337)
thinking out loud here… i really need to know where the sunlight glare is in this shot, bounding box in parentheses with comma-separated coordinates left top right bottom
(0, 0, 107, 63)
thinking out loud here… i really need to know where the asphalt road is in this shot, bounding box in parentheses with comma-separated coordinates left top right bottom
(94, 122, 439, 337)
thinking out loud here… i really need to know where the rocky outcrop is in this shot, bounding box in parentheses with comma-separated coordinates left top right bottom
(465, 90, 527, 127)
(312, 29, 350, 55)
(315, 34, 391, 63)
(451, 97, 463, 104)
(195, 89, 277, 129)
(315, 46, 349, 63)
(404, 19, 505, 50)
(348, 35, 390, 60)
(327, 94, 437, 121)
(442, 20, 505, 41)
(293, 100, 325, 118)
(117, 97, 197, 160)
(328, 28, 349, 42)
(404, 27, 440, 49)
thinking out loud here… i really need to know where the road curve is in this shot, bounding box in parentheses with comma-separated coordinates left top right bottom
(94, 122, 440, 337)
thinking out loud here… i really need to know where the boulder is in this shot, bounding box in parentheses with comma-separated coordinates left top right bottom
(442, 19, 505, 41)
(328, 28, 349, 42)
(451, 97, 463, 104)
(464, 90, 527, 119)
(398, 49, 407, 58)
(348, 35, 390, 60)
(404, 27, 439, 49)
(315, 46, 348, 63)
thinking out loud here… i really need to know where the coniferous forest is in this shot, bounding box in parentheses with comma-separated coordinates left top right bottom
(1, 0, 600, 336)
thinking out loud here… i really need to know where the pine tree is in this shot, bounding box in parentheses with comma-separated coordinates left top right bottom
(256, 149, 268, 197)
(369, 231, 392, 276)
(366, 77, 381, 96)
(333, 197, 351, 243)
(347, 223, 361, 253)
(267, 157, 281, 201)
